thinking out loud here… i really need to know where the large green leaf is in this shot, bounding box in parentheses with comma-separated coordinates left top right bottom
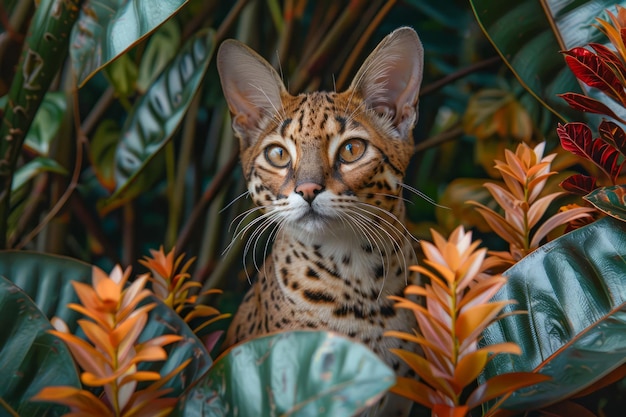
(70, 0, 190, 87)
(0, 276, 79, 417)
(173, 331, 395, 417)
(0, 251, 212, 397)
(480, 216, 626, 410)
(470, 0, 626, 122)
(104, 28, 215, 208)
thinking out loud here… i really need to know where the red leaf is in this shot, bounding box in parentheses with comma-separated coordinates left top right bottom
(560, 174, 598, 195)
(598, 119, 626, 156)
(563, 47, 626, 104)
(558, 92, 626, 123)
(589, 42, 626, 82)
(557, 122, 622, 182)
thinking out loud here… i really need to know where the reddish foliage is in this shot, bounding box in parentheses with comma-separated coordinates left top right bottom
(563, 47, 626, 104)
(560, 174, 598, 196)
(557, 123, 623, 184)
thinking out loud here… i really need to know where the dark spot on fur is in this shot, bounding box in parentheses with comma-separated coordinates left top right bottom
(303, 289, 335, 303)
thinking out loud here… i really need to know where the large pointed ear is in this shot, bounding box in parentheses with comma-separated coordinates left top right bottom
(217, 40, 287, 146)
(349, 27, 424, 138)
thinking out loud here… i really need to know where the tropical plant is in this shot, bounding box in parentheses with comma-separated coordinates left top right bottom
(387, 226, 549, 416)
(33, 265, 188, 417)
(1, 0, 626, 416)
(469, 142, 594, 267)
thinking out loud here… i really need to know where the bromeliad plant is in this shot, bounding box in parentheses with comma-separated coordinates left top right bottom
(386, 226, 549, 416)
(468, 142, 594, 267)
(140, 246, 230, 339)
(32, 265, 190, 417)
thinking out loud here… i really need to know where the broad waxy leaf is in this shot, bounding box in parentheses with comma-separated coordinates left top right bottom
(0, 251, 212, 398)
(70, 0, 190, 87)
(584, 185, 626, 221)
(172, 331, 395, 417)
(0, 276, 79, 417)
(470, 0, 626, 121)
(107, 28, 215, 204)
(480, 216, 626, 410)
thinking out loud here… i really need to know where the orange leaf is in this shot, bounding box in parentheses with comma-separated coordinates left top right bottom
(78, 319, 115, 360)
(456, 301, 510, 344)
(458, 277, 507, 311)
(384, 330, 448, 358)
(472, 203, 524, 248)
(466, 372, 551, 408)
(389, 376, 440, 408)
(32, 386, 113, 415)
(432, 404, 470, 417)
(454, 349, 489, 389)
(48, 329, 110, 376)
(390, 348, 456, 399)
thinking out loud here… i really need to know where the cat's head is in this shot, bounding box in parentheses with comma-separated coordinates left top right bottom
(217, 28, 423, 236)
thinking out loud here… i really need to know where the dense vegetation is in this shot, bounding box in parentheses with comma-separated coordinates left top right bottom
(0, 1, 625, 416)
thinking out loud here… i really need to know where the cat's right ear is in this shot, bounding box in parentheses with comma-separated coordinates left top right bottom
(217, 40, 287, 146)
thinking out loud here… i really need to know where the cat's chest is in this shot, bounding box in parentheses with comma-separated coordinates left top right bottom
(269, 231, 415, 323)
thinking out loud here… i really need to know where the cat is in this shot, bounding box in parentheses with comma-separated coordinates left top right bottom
(217, 27, 424, 416)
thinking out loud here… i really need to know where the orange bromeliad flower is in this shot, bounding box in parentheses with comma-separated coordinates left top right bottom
(469, 142, 593, 266)
(386, 226, 549, 416)
(140, 246, 229, 334)
(32, 265, 189, 417)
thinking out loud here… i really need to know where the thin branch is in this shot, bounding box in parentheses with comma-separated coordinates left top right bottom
(175, 149, 240, 254)
(414, 125, 463, 153)
(16, 86, 85, 249)
(420, 56, 502, 97)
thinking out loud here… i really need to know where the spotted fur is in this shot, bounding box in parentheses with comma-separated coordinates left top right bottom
(218, 27, 424, 416)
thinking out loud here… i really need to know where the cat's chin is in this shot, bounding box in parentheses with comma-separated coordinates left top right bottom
(287, 211, 341, 235)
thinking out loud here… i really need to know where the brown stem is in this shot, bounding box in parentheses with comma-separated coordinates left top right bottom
(175, 149, 240, 254)
(414, 125, 463, 153)
(420, 56, 502, 97)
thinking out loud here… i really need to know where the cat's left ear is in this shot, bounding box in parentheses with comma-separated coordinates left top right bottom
(349, 27, 424, 138)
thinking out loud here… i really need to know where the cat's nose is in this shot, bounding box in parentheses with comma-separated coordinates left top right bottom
(295, 182, 324, 204)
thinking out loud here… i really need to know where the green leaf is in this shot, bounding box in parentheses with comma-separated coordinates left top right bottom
(70, 0, 190, 87)
(0, 0, 80, 248)
(172, 331, 395, 417)
(137, 20, 182, 93)
(480, 216, 626, 410)
(106, 28, 215, 203)
(584, 185, 626, 222)
(470, 0, 626, 121)
(103, 53, 138, 98)
(0, 251, 212, 397)
(24, 92, 67, 157)
(12, 157, 67, 192)
(0, 275, 79, 417)
(89, 119, 121, 191)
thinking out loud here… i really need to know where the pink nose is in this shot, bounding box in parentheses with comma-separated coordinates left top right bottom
(295, 182, 323, 204)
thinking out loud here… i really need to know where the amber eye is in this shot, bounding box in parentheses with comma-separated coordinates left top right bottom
(265, 144, 291, 168)
(338, 138, 367, 164)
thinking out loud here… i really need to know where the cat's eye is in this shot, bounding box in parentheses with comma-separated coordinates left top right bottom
(265, 144, 291, 168)
(338, 138, 367, 164)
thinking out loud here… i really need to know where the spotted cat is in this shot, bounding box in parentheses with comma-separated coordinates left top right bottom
(217, 27, 424, 416)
